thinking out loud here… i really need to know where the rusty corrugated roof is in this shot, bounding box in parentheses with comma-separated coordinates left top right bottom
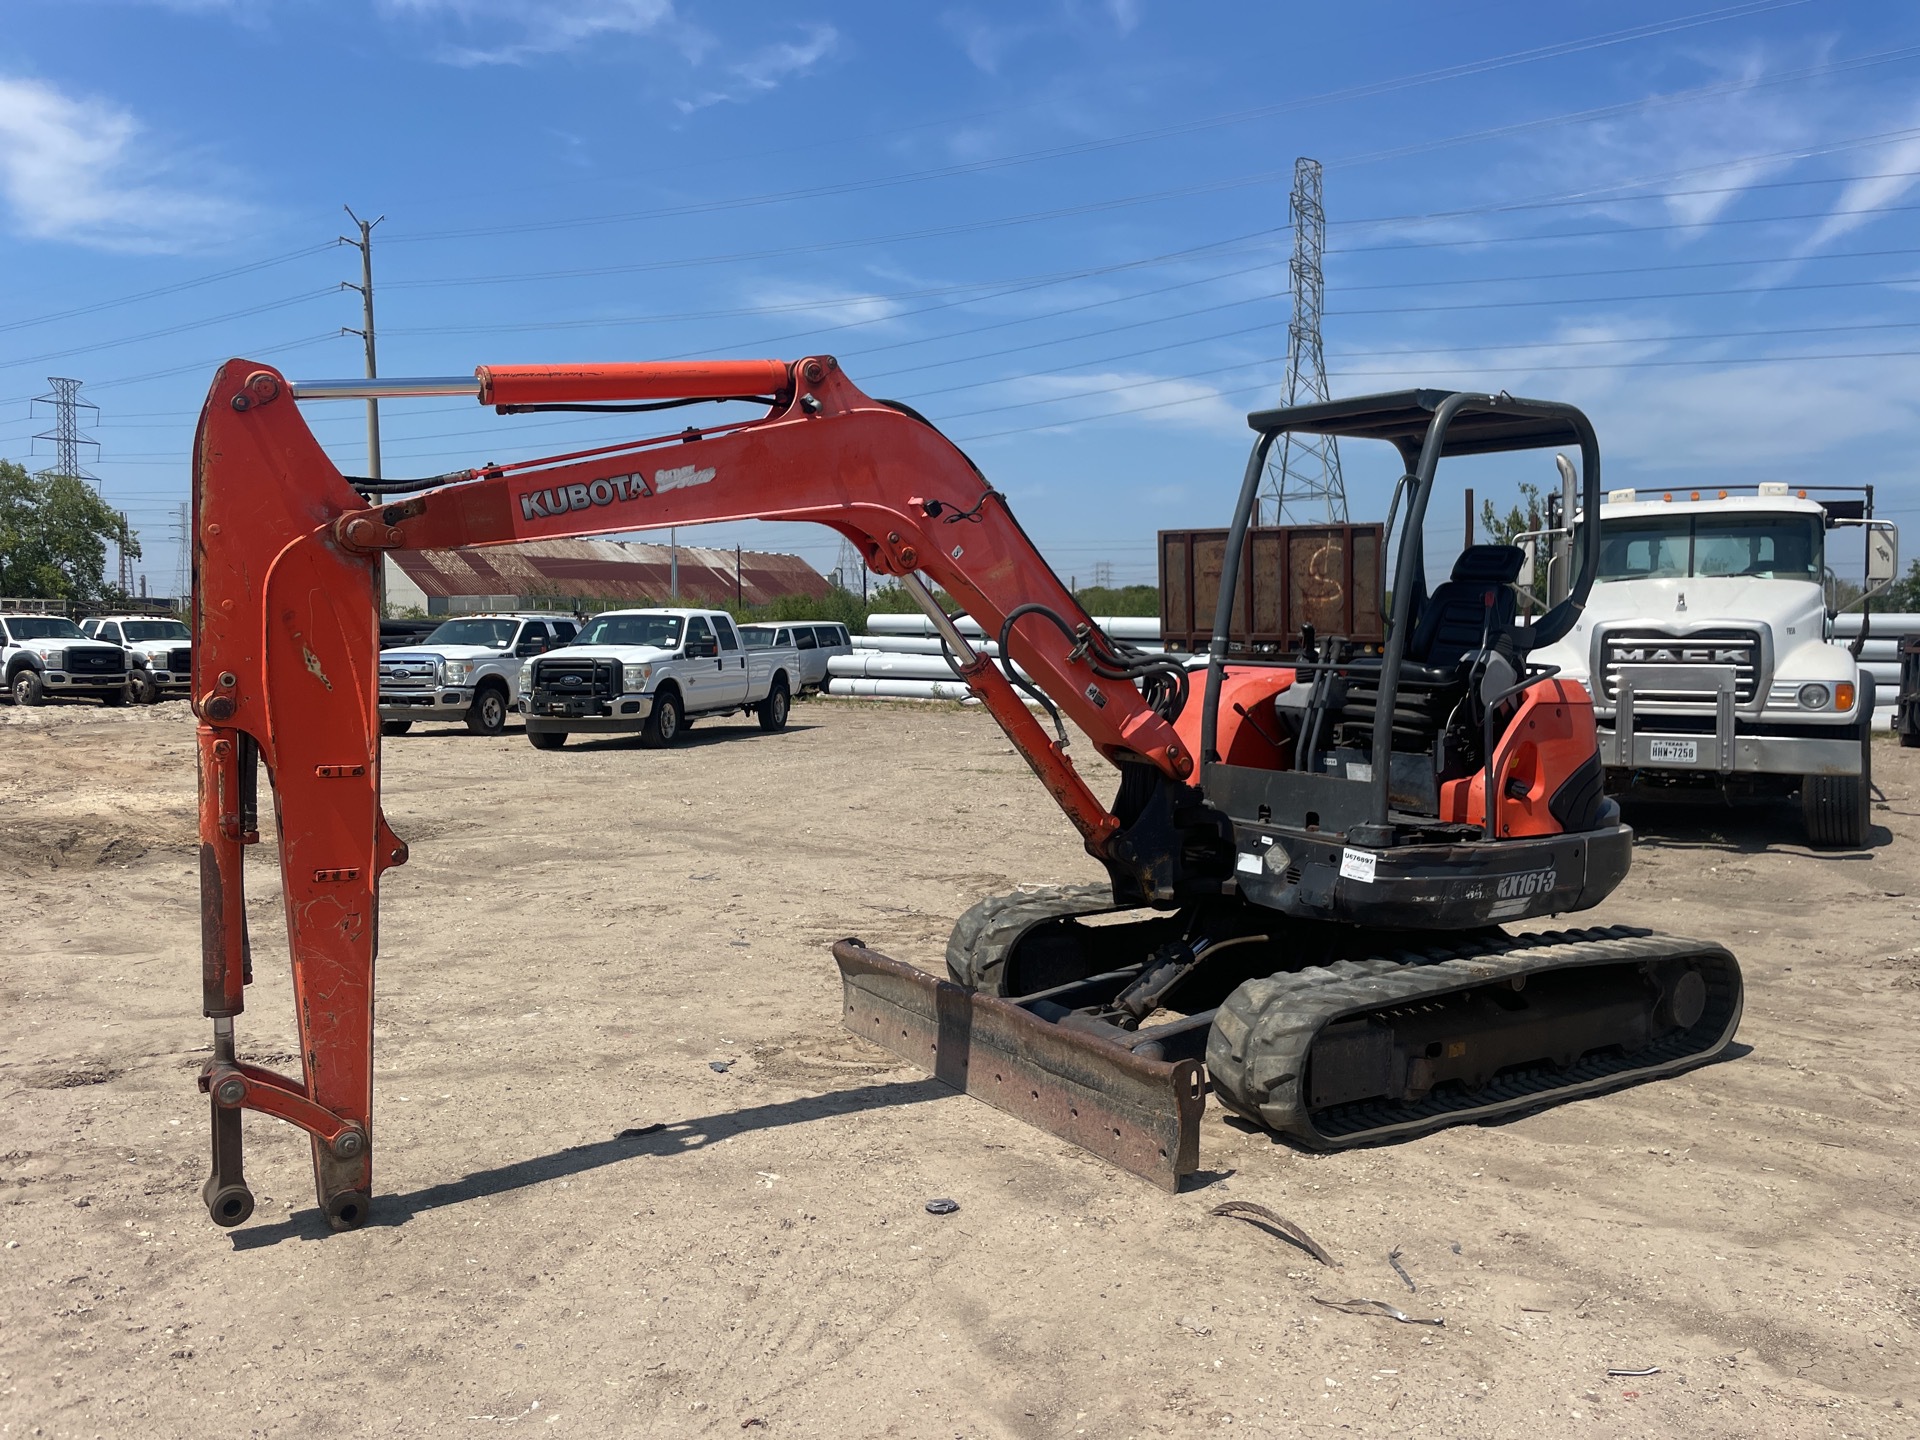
(390, 538, 829, 607)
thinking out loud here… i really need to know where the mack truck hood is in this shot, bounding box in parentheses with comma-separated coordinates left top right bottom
(1535, 576, 1831, 679)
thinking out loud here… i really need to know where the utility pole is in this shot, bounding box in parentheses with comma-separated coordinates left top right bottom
(339, 207, 385, 480)
(669, 528, 679, 600)
(735, 544, 743, 606)
(117, 510, 134, 597)
(171, 502, 190, 611)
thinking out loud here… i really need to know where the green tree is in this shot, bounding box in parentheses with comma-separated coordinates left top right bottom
(0, 460, 140, 605)
(1873, 557, 1920, 613)
(1478, 481, 1543, 546)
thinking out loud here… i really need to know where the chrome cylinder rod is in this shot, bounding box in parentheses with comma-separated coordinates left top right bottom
(289, 376, 480, 401)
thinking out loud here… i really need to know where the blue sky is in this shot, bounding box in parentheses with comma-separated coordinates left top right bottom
(2, 0, 1918, 596)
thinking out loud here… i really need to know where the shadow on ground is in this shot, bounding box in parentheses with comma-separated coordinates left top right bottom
(230, 1077, 949, 1248)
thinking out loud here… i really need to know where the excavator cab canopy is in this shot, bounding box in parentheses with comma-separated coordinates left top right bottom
(1248, 388, 1588, 467)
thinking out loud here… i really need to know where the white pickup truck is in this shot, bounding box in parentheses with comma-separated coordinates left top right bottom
(739, 621, 853, 691)
(519, 607, 798, 750)
(1532, 482, 1898, 847)
(2, 613, 130, 705)
(80, 614, 192, 703)
(378, 612, 580, 736)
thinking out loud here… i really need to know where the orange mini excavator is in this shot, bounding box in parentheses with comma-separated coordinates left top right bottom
(190, 357, 1741, 1230)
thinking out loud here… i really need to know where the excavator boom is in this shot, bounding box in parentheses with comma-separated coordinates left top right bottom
(191, 355, 1212, 1225)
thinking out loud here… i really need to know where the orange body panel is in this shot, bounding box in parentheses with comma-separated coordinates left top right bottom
(1171, 665, 1295, 770)
(1438, 678, 1598, 837)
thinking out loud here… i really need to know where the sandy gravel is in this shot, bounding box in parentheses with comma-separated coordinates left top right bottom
(1, 696, 1916, 1438)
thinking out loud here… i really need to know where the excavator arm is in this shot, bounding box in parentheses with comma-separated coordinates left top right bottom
(191, 355, 1215, 1228)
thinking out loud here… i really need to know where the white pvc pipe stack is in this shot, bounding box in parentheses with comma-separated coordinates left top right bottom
(847, 634, 1007, 657)
(822, 677, 1047, 707)
(828, 652, 1033, 683)
(865, 613, 1162, 641)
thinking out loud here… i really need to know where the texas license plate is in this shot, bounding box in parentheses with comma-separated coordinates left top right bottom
(1649, 739, 1698, 763)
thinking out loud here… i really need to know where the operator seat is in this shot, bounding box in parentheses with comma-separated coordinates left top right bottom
(1340, 544, 1527, 749)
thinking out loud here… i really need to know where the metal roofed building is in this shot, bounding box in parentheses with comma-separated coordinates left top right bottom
(383, 537, 831, 616)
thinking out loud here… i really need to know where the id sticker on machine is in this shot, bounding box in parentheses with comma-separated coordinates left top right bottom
(1339, 848, 1378, 884)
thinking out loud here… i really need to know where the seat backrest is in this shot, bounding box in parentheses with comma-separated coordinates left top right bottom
(1406, 544, 1525, 669)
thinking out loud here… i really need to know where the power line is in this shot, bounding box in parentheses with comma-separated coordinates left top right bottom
(0, 289, 334, 376)
(384, 3, 1830, 247)
(0, 243, 333, 338)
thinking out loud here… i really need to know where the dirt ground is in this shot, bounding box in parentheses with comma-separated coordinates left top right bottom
(1, 696, 1915, 1439)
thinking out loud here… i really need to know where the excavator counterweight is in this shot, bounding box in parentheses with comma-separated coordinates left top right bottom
(189, 358, 1741, 1226)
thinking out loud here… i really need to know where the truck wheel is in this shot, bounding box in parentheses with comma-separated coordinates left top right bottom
(102, 683, 128, 707)
(11, 670, 45, 706)
(757, 677, 790, 732)
(1802, 727, 1871, 849)
(528, 730, 567, 751)
(642, 690, 683, 748)
(381, 719, 412, 737)
(465, 685, 509, 736)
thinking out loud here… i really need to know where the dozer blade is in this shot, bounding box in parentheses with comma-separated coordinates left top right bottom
(832, 939, 1204, 1191)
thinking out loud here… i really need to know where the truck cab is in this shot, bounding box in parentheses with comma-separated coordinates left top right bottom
(1531, 482, 1898, 847)
(519, 607, 797, 750)
(81, 614, 192, 702)
(2, 614, 130, 706)
(378, 612, 579, 736)
(738, 621, 852, 692)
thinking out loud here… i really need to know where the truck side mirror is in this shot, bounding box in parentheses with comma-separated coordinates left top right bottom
(1866, 523, 1899, 593)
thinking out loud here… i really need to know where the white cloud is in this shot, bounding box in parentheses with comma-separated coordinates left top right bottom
(940, 11, 1032, 76)
(675, 25, 838, 113)
(1525, 45, 1824, 234)
(745, 283, 902, 330)
(0, 75, 249, 253)
(1796, 118, 1920, 255)
(985, 368, 1253, 433)
(379, 0, 702, 67)
(1101, 0, 1142, 35)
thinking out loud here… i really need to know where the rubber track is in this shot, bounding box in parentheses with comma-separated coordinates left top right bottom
(945, 884, 1118, 995)
(1206, 925, 1743, 1149)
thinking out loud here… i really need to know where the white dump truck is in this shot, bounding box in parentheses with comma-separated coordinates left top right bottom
(1531, 480, 1898, 848)
(519, 607, 798, 750)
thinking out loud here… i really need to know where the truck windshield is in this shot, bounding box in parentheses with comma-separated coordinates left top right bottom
(740, 627, 776, 650)
(123, 620, 190, 642)
(576, 614, 684, 648)
(5, 617, 85, 641)
(424, 618, 516, 648)
(1597, 513, 1821, 581)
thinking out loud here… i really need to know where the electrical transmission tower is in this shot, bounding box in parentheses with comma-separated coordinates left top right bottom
(832, 536, 868, 601)
(1259, 159, 1346, 526)
(31, 377, 100, 488)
